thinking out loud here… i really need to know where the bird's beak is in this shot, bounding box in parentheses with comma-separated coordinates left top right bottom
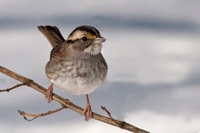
(94, 37, 106, 44)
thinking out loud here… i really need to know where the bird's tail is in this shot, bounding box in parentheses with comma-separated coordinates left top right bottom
(38, 26, 65, 48)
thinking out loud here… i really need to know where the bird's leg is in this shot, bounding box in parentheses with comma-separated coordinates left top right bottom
(82, 94, 92, 121)
(46, 83, 53, 103)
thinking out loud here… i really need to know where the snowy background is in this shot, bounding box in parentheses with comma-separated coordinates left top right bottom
(0, 0, 200, 133)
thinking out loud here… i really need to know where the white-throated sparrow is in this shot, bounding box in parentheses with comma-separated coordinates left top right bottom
(38, 25, 108, 120)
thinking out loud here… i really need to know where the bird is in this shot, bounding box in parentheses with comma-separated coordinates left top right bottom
(38, 25, 108, 120)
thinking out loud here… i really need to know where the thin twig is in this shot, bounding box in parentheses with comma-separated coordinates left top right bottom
(18, 106, 65, 121)
(101, 106, 128, 129)
(0, 66, 150, 133)
(0, 82, 27, 92)
(101, 106, 113, 119)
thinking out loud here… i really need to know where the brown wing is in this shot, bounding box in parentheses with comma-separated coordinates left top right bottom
(50, 41, 74, 60)
(38, 25, 65, 48)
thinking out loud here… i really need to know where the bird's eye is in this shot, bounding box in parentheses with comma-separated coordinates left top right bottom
(66, 40, 72, 43)
(81, 37, 87, 42)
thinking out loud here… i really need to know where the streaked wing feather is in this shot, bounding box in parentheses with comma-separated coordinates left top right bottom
(38, 25, 65, 48)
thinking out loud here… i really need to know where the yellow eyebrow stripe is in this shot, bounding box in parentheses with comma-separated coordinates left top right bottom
(85, 33, 96, 39)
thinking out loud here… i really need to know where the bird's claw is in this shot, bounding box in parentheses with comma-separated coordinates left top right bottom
(82, 103, 92, 121)
(46, 84, 53, 103)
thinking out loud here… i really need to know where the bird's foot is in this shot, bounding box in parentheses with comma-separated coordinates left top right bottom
(46, 84, 53, 103)
(82, 103, 92, 121)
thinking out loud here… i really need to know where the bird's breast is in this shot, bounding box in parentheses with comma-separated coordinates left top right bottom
(45, 54, 107, 95)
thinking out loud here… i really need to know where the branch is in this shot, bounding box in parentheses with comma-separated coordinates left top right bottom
(18, 106, 65, 121)
(101, 106, 113, 119)
(0, 66, 149, 133)
(0, 82, 27, 92)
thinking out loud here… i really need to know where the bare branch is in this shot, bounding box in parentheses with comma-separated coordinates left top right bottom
(101, 106, 133, 130)
(0, 82, 27, 92)
(18, 106, 65, 121)
(0, 66, 150, 133)
(101, 106, 113, 119)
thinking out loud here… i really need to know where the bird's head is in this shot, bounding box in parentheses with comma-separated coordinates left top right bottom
(66, 26, 106, 55)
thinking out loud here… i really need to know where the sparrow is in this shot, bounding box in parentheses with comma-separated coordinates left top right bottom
(38, 25, 108, 120)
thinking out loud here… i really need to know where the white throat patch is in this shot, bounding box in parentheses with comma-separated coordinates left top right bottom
(84, 44, 102, 55)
